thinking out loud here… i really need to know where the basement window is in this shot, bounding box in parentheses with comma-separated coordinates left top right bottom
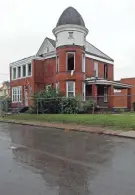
(67, 53, 75, 71)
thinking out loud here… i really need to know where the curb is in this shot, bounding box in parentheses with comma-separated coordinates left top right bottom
(0, 119, 135, 139)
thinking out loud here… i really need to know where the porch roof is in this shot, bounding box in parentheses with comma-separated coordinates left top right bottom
(85, 77, 132, 89)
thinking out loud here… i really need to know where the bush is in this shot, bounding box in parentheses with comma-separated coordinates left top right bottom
(30, 87, 95, 114)
(0, 97, 11, 112)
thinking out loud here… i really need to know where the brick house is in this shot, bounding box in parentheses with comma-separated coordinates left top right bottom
(10, 6, 131, 110)
(114, 78, 135, 110)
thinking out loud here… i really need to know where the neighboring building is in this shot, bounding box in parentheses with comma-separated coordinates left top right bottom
(10, 6, 131, 109)
(114, 78, 135, 110)
(0, 81, 10, 97)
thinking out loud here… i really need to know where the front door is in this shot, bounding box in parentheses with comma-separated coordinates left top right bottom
(24, 88, 28, 106)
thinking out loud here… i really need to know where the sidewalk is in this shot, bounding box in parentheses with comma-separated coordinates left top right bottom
(1, 118, 135, 139)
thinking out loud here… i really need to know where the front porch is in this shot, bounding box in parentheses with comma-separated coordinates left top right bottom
(85, 78, 132, 109)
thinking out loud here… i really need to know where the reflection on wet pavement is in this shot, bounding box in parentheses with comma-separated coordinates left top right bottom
(0, 122, 135, 195)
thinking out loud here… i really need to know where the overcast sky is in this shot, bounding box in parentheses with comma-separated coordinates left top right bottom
(0, 0, 135, 83)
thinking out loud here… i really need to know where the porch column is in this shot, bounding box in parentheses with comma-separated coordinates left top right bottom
(92, 84, 97, 103)
(108, 86, 114, 108)
(127, 88, 131, 110)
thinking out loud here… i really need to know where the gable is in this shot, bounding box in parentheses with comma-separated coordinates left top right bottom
(37, 37, 56, 56)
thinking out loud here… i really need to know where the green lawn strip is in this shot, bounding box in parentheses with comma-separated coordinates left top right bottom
(2, 114, 135, 131)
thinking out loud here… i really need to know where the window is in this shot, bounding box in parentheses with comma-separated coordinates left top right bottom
(56, 82, 59, 93)
(67, 53, 75, 71)
(82, 54, 86, 72)
(104, 64, 108, 79)
(66, 81, 75, 97)
(68, 32, 74, 39)
(114, 89, 121, 93)
(56, 55, 59, 73)
(94, 61, 98, 77)
(18, 66, 21, 78)
(82, 82, 86, 101)
(46, 85, 52, 91)
(12, 67, 16, 80)
(104, 87, 108, 102)
(28, 64, 32, 76)
(22, 65, 26, 77)
(12, 87, 22, 102)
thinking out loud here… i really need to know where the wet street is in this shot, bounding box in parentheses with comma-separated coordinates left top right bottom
(0, 123, 135, 195)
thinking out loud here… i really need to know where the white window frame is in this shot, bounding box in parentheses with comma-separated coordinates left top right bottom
(46, 84, 52, 91)
(22, 65, 26, 77)
(56, 82, 59, 93)
(56, 55, 59, 73)
(66, 52, 75, 71)
(28, 63, 32, 76)
(82, 54, 86, 73)
(66, 81, 75, 97)
(17, 66, 21, 78)
(12, 67, 17, 80)
(104, 87, 108, 103)
(12, 86, 22, 103)
(82, 82, 86, 101)
(68, 32, 74, 39)
(94, 61, 98, 77)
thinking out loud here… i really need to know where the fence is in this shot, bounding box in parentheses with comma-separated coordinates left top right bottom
(1, 93, 135, 117)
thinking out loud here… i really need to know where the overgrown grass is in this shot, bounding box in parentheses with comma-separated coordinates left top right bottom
(2, 113, 135, 130)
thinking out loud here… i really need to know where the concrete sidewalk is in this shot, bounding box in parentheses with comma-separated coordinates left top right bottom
(0, 118, 135, 139)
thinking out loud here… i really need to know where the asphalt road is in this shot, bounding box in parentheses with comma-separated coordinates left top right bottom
(0, 122, 135, 195)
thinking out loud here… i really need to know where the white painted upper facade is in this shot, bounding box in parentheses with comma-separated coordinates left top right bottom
(53, 24, 88, 48)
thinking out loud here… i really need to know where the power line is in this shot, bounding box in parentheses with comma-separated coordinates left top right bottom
(0, 73, 9, 75)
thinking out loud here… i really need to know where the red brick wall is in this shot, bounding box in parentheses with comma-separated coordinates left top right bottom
(56, 46, 85, 96)
(85, 58, 113, 80)
(113, 78, 135, 109)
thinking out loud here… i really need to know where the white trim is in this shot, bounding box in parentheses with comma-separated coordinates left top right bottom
(66, 52, 75, 71)
(85, 53, 114, 65)
(53, 24, 89, 37)
(10, 56, 43, 67)
(86, 78, 132, 88)
(66, 81, 75, 97)
(12, 86, 22, 103)
(82, 54, 85, 73)
(94, 61, 98, 77)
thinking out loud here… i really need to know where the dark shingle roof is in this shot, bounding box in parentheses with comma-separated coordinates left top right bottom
(56, 7, 85, 27)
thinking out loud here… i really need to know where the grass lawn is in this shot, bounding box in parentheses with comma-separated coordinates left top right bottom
(2, 113, 135, 130)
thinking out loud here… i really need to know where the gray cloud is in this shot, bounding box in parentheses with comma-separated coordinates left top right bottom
(0, 0, 135, 82)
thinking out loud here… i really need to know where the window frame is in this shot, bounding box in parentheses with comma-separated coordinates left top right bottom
(68, 32, 74, 39)
(28, 63, 32, 76)
(12, 67, 17, 80)
(94, 61, 99, 77)
(104, 87, 108, 103)
(56, 82, 59, 93)
(56, 55, 59, 73)
(12, 86, 22, 103)
(104, 63, 108, 79)
(66, 81, 75, 97)
(17, 66, 21, 78)
(82, 54, 86, 73)
(22, 65, 26, 77)
(66, 52, 75, 71)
